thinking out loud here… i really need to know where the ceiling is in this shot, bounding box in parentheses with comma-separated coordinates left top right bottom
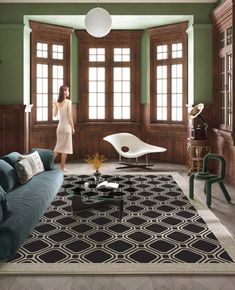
(26, 15, 193, 29)
(0, 0, 217, 3)
(1, 0, 215, 30)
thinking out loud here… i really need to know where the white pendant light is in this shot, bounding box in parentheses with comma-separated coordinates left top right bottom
(85, 2, 112, 38)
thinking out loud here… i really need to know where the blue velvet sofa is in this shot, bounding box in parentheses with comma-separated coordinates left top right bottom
(0, 149, 64, 261)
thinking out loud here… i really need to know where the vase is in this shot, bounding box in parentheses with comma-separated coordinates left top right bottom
(93, 170, 101, 181)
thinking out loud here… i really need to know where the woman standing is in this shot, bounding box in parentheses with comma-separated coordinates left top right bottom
(53, 85, 75, 171)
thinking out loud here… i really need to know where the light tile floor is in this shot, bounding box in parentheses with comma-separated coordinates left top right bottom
(1, 161, 235, 290)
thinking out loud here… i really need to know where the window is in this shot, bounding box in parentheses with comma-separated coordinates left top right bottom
(30, 22, 73, 124)
(149, 22, 188, 124)
(76, 31, 142, 122)
(219, 26, 233, 131)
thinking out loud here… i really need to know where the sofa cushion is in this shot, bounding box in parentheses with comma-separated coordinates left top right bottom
(2, 152, 22, 168)
(0, 186, 12, 224)
(0, 160, 19, 192)
(30, 148, 54, 170)
(15, 158, 34, 184)
(15, 151, 45, 184)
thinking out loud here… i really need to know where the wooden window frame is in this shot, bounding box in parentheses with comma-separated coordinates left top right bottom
(30, 21, 73, 126)
(148, 22, 188, 126)
(76, 30, 143, 122)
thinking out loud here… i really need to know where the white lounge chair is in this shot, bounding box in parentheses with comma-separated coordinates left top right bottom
(103, 132, 167, 170)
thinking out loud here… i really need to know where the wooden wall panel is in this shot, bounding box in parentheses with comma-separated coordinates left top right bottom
(0, 105, 26, 156)
(210, 130, 235, 186)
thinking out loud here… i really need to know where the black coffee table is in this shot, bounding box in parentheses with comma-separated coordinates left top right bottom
(71, 183, 124, 220)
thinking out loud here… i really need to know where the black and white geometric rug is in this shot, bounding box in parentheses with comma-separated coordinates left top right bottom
(3, 173, 235, 274)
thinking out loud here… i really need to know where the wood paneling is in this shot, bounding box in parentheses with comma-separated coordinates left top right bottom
(0, 105, 30, 156)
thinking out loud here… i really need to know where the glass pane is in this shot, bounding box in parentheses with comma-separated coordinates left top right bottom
(172, 42, 182, 59)
(98, 93, 105, 106)
(37, 42, 48, 58)
(89, 93, 97, 106)
(114, 67, 122, 80)
(114, 81, 122, 92)
(37, 108, 43, 121)
(172, 94, 177, 106)
(227, 27, 232, 45)
(161, 94, 167, 106)
(89, 107, 96, 119)
(52, 44, 64, 60)
(157, 94, 162, 106)
(97, 107, 105, 119)
(113, 107, 122, 119)
(98, 68, 105, 81)
(157, 45, 168, 60)
(89, 48, 105, 62)
(122, 107, 130, 119)
(123, 68, 130, 80)
(114, 48, 130, 62)
(122, 81, 130, 92)
(114, 93, 122, 106)
(89, 82, 97, 92)
(89, 68, 97, 80)
(122, 93, 130, 106)
(97, 82, 105, 93)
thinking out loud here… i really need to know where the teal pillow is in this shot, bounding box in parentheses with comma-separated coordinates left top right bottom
(30, 148, 54, 171)
(2, 152, 22, 168)
(0, 186, 12, 224)
(0, 159, 19, 192)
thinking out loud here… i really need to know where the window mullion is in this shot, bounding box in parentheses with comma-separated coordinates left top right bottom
(167, 62, 171, 123)
(107, 45, 112, 121)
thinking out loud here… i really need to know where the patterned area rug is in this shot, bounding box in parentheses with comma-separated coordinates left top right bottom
(2, 173, 235, 274)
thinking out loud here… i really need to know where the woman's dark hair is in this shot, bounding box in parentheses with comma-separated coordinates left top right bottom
(57, 86, 69, 103)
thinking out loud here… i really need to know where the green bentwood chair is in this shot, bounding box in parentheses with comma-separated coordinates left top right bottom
(189, 153, 231, 207)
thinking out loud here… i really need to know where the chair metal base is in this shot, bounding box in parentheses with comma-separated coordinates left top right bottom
(116, 162, 154, 170)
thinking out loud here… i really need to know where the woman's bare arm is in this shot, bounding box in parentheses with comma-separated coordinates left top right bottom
(53, 102, 58, 117)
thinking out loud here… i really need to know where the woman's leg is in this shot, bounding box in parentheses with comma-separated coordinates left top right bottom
(53, 151, 58, 160)
(61, 153, 67, 171)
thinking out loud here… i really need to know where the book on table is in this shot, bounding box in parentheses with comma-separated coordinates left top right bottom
(96, 181, 119, 189)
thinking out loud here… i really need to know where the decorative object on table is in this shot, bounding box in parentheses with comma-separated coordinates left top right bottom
(188, 103, 208, 140)
(189, 153, 231, 207)
(96, 180, 119, 189)
(103, 132, 166, 170)
(84, 152, 106, 180)
(85, 0, 112, 38)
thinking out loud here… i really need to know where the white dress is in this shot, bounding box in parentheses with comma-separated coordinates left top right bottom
(54, 99, 73, 154)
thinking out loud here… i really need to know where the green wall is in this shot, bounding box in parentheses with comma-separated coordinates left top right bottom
(0, 25, 24, 104)
(193, 24, 213, 104)
(0, 3, 216, 105)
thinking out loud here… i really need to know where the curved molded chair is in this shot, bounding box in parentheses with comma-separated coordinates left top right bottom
(103, 133, 167, 170)
(189, 153, 231, 207)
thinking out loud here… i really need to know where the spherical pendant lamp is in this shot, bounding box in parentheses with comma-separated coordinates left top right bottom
(85, 7, 112, 38)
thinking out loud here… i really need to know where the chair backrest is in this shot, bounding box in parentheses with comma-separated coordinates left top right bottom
(203, 153, 227, 179)
(103, 133, 145, 155)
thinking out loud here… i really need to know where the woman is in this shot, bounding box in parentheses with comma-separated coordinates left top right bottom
(53, 85, 75, 171)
